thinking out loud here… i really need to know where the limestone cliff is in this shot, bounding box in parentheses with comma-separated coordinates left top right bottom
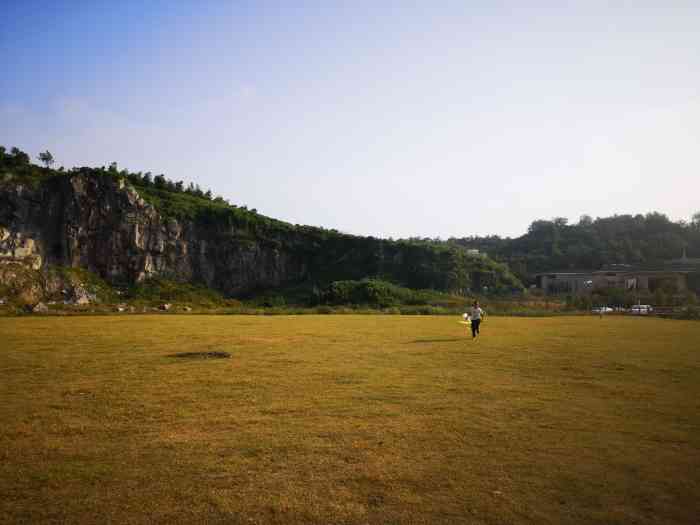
(0, 173, 309, 295)
(0, 168, 522, 300)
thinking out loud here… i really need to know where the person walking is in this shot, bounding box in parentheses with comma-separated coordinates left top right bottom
(469, 301, 485, 339)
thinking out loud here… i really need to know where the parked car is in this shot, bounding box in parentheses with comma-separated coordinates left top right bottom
(591, 306, 614, 314)
(629, 304, 653, 315)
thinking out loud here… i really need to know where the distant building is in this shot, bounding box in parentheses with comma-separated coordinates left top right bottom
(667, 248, 700, 268)
(536, 269, 689, 295)
(535, 272, 594, 294)
(591, 270, 687, 292)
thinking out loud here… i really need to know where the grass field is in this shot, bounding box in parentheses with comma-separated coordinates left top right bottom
(1, 315, 699, 524)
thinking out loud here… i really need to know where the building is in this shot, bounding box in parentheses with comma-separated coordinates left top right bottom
(591, 269, 687, 292)
(536, 269, 689, 295)
(666, 248, 700, 269)
(536, 272, 593, 294)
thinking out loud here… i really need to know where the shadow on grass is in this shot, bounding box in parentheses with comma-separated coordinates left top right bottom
(167, 351, 231, 359)
(409, 338, 464, 343)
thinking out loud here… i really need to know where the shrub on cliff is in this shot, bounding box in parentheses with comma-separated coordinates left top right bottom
(678, 305, 700, 320)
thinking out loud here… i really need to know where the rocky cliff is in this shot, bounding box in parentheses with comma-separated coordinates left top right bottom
(0, 173, 311, 295)
(0, 157, 522, 302)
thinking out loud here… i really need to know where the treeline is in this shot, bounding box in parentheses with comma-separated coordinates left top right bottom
(450, 213, 700, 282)
(0, 146, 239, 208)
(0, 147, 34, 171)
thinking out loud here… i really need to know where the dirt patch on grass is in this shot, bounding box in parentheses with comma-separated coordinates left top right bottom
(168, 351, 231, 359)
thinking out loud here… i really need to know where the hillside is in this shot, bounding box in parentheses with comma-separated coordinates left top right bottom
(450, 214, 700, 284)
(0, 147, 522, 305)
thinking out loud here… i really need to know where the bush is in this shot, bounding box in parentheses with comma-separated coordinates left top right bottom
(399, 305, 440, 315)
(321, 279, 463, 309)
(315, 305, 334, 314)
(678, 305, 700, 320)
(382, 307, 402, 315)
(224, 298, 243, 308)
(254, 295, 286, 308)
(127, 278, 224, 305)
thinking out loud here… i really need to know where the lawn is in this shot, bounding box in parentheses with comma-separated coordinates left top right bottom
(1, 315, 699, 524)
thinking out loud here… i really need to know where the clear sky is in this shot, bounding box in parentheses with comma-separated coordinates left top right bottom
(2, 1, 699, 239)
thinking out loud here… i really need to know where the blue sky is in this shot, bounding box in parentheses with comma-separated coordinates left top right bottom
(2, 1, 699, 238)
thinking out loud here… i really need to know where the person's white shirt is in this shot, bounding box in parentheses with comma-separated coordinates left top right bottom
(470, 306, 484, 320)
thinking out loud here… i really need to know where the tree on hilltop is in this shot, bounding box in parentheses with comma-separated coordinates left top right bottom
(38, 150, 55, 169)
(10, 147, 30, 166)
(692, 212, 700, 231)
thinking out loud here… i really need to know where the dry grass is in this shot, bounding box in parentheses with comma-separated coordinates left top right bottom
(1, 315, 699, 524)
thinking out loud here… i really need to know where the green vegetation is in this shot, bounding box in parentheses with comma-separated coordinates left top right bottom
(250, 279, 463, 310)
(1, 315, 699, 524)
(0, 263, 117, 307)
(0, 146, 65, 190)
(678, 305, 700, 320)
(126, 277, 226, 306)
(48, 266, 119, 302)
(0, 261, 586, 317)
(450, 213, 700, 286)
(322, 279, 456, 308)
(38, 150, 54, 169)
(244, 279, 552, 315)
(0, 262, 41, 304)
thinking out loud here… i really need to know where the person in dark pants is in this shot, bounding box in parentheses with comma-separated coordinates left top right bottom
(469, 301, 485, 338)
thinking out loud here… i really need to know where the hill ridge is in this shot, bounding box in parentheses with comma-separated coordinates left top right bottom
(0, 146, 522, 302)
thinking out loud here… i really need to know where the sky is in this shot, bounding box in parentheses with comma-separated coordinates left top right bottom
(2, 1, 699, 239)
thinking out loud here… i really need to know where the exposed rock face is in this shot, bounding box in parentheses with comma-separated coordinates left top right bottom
(0, 262, 45, 303)
(1, 174, 307, 295)
(31, 302, 48, 313)
(1, 172, 522, 297)
(0, 225, 42, 270)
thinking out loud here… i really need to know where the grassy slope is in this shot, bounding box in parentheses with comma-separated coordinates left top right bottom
(1, 316, 699, 524)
